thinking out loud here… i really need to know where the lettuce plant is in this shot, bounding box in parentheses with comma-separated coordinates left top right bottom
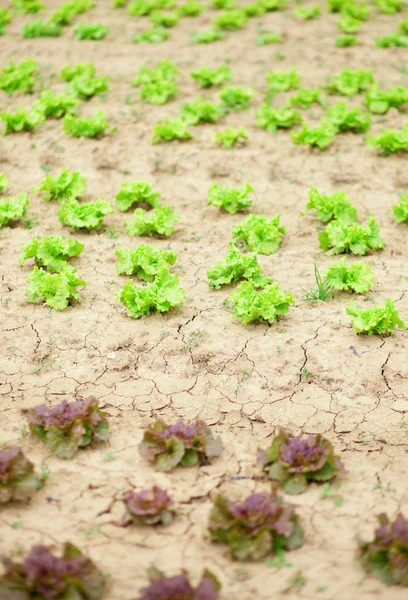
(344, 0, 370, 19)
(33, 168, 86, 202)
(139, 418, 222, 471)
(367, 125, 408, 155)
(256, 104, 302, 133)
(319, 217, 385, 255)
(124, 486, 175, 525)
(116, 244, 177, 280)
(128, 0, 174, 16)
(61, 62, 96, 81)
(211, 0, 237, 9)
(0, 447, 44, 504)
(304, 187, 357, 224)
(191, 64, 231, 88)
(132, 27, 169, 43)
(359, 513, 408, 585)
(50, 0, 95, 24)
(63, 110, 113, 138)
(347, 299, 406, 334)
(255, 30, 281, 45)
(400, 18, 408, 34)
(266, 68, 301, 95)
(326, 68, 374, 97)
(375, 0, 404, 12)
(21, 19, 62, 38)
(20, 236, 84, 272)
(13, 0, 45, 12)
(0, 58, 38, 95)
(260, 0, 287, 11)
(337, 15, 361, 33)
(324, 258, 374, 293)
(150, 9, 180, 27)
(229, 280, 294, 325)
(125, 206, 179, 236)
(208, 492, 304, 560)
(207, 243, 268, 288)
(0, 8, 12, 36)
(258, 429, 344, 494)
(213, 127, 248, 148)
(190, 29, 225, 43)
(0, 108, 45, 135)
(32, 90, 79, 118)
(289, 87, 326, 108)
(28, 397, 109, 458)
(0, 173, 9, 193)
(116, 181, 161, 211)
(132, 59, 178, 86)
(58, 198, 113, 229)
(219, 85, 253, 110)
(243, 1, 266, 16)
(364, 85, 408, 114)
(291, 120, 338, 149)
(152, 118, 193, 143)
(66, 75, 109, 100)
(327, 0, 348, 11)
(208, 181, 254, 214)
(326, 101, 370, 133)
(140, 79, 178, 104)
(138, 568, 221, 600)
(0, 193, 29, 227)
(212, 9, 248, 30)
(118, 267, 185, 317)
(376, 32, 408, 48)
(293, 4, 320, 18)
(73, 22, 109, 39)
(393, 194, 408, 223)
(335, 34, 358, 47)
(232, 213, 286, 254)
(178, 0, 204, 16)
(179, 97, 225, 125)
(0, 543, 105, 599)
(26, 266, 86, 310)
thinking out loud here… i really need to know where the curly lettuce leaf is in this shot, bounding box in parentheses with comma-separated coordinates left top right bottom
(179, 97, 224, 125)
(207, 243, 268, 288)
(116, 181, 161, 211)
(0, 57, 38, 95)
(0, 192, 29, 226)
(256, 104, 302, 133)
(0, 107, 45, 135)
(324, 257, 374, 293)
(19, 236, 84, 272)
(229, 280, 294, 325)
(319, 217, 385, 255)
(33, 168, 86, 202)
(346, 299, 406, 334)
(213, 127, 248, 148)
(63, 110, 112, 138)
(364, 84, 408, 115)
(208, 181, 254, 214)
(305, 187, 358, 224)
(393, 194, 408, 223)
(57, 197, 113, 229)
(367, 124, 408, 155)
(266, 67, 301, 94)
(326, 100, 371, 133)
(232, 213, 286, 254)
(152, 117, 193, 143)
(73, 22, 109, 40)
(26, 266, 86, 310)
(116, 243, 177, 280)
(291, 119, 338, 149)
(191, 64, 232, 88)
(326, 67, 374, 97)
(125, 205, 179, 237)
(219, 85, 253, 110)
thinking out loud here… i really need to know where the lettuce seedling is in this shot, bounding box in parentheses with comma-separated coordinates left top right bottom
(61, 62, 96, 81)
(211, 0, 237, 9)
(288, 87, 326, 109)
(375, 0, 404, 12)
(26, 266, 86, 310)
(0, 447, 44, 504)
(327, 0, 349, 11)
(400, 18, 408, 34)
(291, 120, 338, 149)
(326, 101, 371, 133)
(66, 75, 109, 100)
(326, 67, 375, 97)
(229, 280, 294, 325)
(125, 205, 179, 236)
(212, 9, 247, 30)
(219, 85, 253, 111)
(336, 34, 358, 47)
(266, 68, 301, 95)
(140, 79, 178, 104)
(256, 104, 302, 133)
(119, 267, 184, 317)
(21, 19, 62, 38)
(63, 110, 113, 138)
(255, 30, 281, 45)
(304, 187, 358, 224)
(32, 90, 79, 118)
(13, 0, 45, 13)
(324, 257, 374, 293)
(319, 217, 385, 255)
(343, 0, 370, 19)
(28, 397, 109, 458)
(132, 27, 169, 42)
(364, 84, 408, 114)
(0, 543, 105, 599)
(138, 568, 221, 600)
(116, 244, 177, 280)
(191, 64, 232, 88)
(73, 22, 109, 39)
(132, 59, 178, 86)
(178, 0, 204, 16)
(152, 117, 193, 143)
(0, 173, 9, 193)
(367, 125, 408, 155)
(208, 492, 304, 560)
(139, 418, 222, 471)
(0, 193, 29, 227)
(58, 198, 113, 229)
(0, 8, 12, 36)
(128, 0, 175, 16)
(20, 236, 84, 272)
(124, 486, 175, 525)
(150, 9, 180, 27)
(190, 29, 225, 43)
(116, 181, 161, 211)
(336, 15, 361, 33)
(359, 513, 408, 585)
(258, 429, 344, 494)
(293, 4, 320, 18)
(0, 108, 45, 135)
(213, 127, 248, 148)
(33, 168, 86, 202)
(208, 181, 254, 214)
(207, 242, 268, 288)
(347, 299, 406, 334)
(180, 97, 225, 125)
(376, 31, 408, 48)
(0, 58, 38, 95)
(232, 213, 286, 254)
(260, 0, 287, 10)
(50, 0, 95, 25)
(243, 1, 266, 16)
(393, 194, 408, 223)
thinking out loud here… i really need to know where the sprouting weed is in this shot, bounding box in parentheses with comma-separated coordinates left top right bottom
(301, 264, 333, 301)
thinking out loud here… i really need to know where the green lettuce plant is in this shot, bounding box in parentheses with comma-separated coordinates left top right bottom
(232, 213, 286, 254)
(367, 125, 408, 155)
(32, 90, 79, 118)
(116, 244, 177, 280)
(266, 68, 301, 95)
(0, 58, 38, 95)
(326, 101, 371, 132)
(21, 19, 62, 38)
(293, 4, 320, 18)
(207, 243, 269, 288)
(152, 117, 193, 142)
(0, 173, 9, 193)
(376, 32, 408, 48)
(208, 181, 254, 214)
(191, 64, 232, 88)
(26, 266, 86, 310)
(291, 120, 338, 149)
(0, 8, 12, 35)
(213, 127, 248, 147)
(393, 194, 408, 223)
(125, 205, 179, 236)
(324, 257, 374, 293)
(212, 9, 248, 29)
(304, 187, 358, 224)
(178, 0, 204, 16)
(0, 108, 45, 134)
(256, 104, 302, 132)
(63, 110, 113, 138)
(229, 280, 294, 325)
(116, 181, 161, 211)
(190, 29, 225, 43)
(180, 97, 224, 125)
(319, 217, 385, 255)
(0, 193, 29, 226)
(347, 299, 406, 334)
(364, 84, 408, 114)
(132, 27, 169, 42)
(57, 198, 113, 229)
(33, 168, 86, 202)
(219, 85, 253, 110)
(326, 67, 375, 97)
(255, 30, 281, 45)
(288, 87, 326, 108)
(20, 236, 84, 272)
(73, 22, 109, 39)
(335, 34, 358, 47)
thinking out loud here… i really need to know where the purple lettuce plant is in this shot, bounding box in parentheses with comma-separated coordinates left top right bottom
(27, 397, 109, 459)
(208, 492, 304, 560)
(258, 429, 344, 494)
(0, 447, 44, 505)
(139, 419, 223, 472)
(138, 567, 221, 600)
(0, 543, 105, 599)
(124, 486, 175, 525)
(359, 513, 408, 586)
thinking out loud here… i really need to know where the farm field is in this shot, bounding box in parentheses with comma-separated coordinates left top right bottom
(0, 0, 408, 598)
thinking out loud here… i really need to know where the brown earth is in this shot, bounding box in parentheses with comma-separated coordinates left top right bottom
(0, 1, 408, 598)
